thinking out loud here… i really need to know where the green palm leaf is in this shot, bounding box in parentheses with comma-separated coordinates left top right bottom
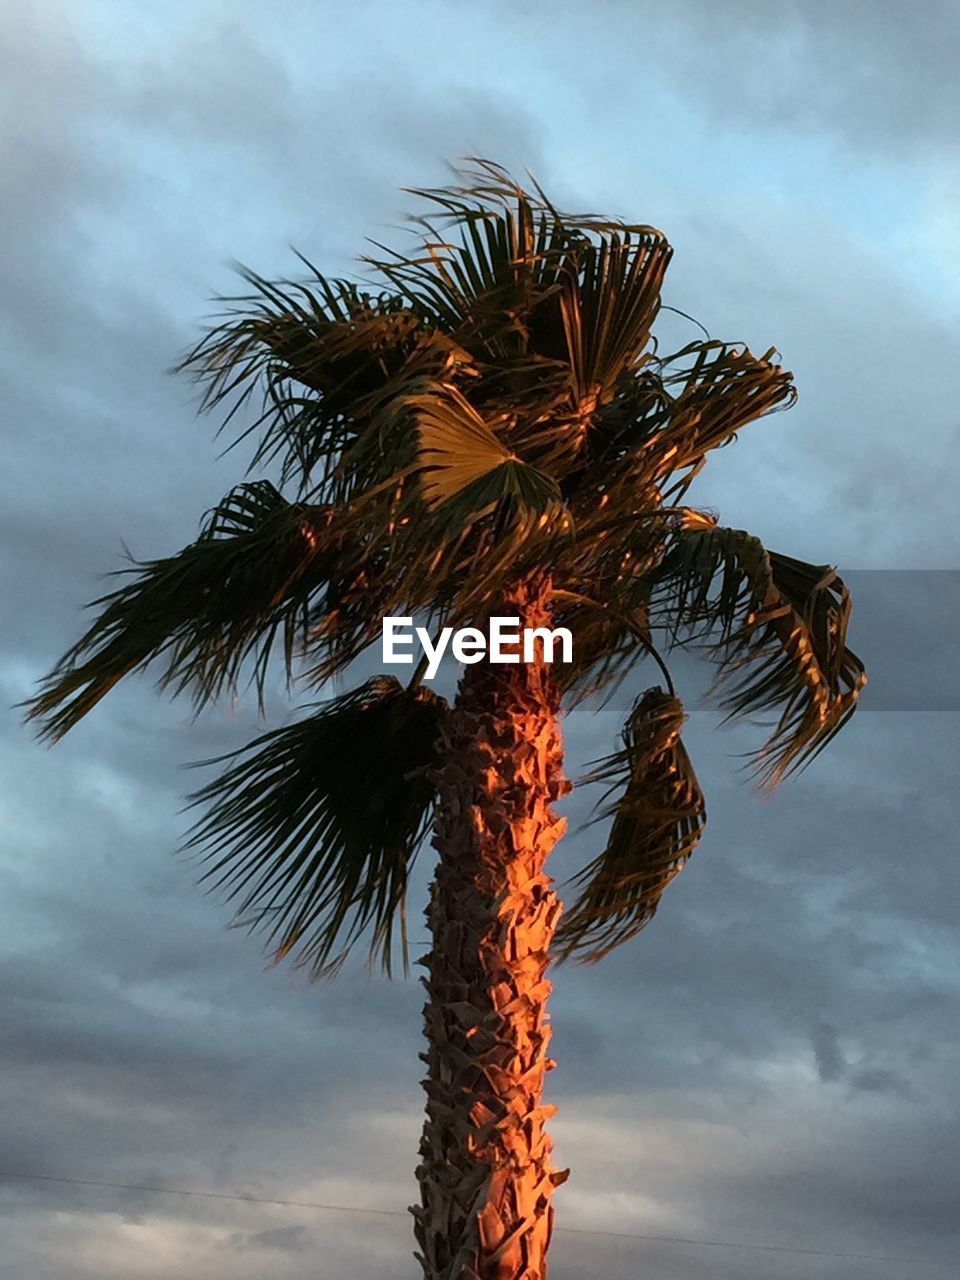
(185, 677, 447, 978)
(555, 688, 705, 963)
(25, 482, 342, 738)
(177, 269, 445, 495)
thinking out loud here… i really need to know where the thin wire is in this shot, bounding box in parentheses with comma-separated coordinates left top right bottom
(2, 1171, 957, 1269)
(0, 1172, 399, 1218)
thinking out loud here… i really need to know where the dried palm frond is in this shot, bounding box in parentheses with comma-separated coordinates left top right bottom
(555, 688, 705, 962)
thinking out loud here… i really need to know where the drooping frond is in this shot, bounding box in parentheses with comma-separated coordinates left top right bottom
(554, 688, 705, 963)
(550, 584, 671, 708)
(25, 482, 343, 738)
(653, 511, 867, 783)
(185, 677, 448, 978)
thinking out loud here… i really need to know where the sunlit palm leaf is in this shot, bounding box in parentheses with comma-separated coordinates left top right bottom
(555, 688, 705, 963)
(654, 341, 796, 493)
(654, 512, 867, 783)
(414, 383, 560, 516)
(185, 677, 447, 977)
(414, 384, 514, 507)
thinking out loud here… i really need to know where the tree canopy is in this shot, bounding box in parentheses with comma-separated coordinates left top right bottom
(27, 160, 866, 975)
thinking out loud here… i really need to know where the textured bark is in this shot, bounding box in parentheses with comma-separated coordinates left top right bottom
(412, 577, 570, 1280)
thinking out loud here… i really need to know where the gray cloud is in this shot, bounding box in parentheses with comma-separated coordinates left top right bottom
(813, 1023, 846, 1083)
(231, 1223, 313, 1253)
(665, 0, 960, 155)
(492, 0, 960, 158)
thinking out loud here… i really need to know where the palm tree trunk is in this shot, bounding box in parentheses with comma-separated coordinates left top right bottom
(412, 575, 570, 1280)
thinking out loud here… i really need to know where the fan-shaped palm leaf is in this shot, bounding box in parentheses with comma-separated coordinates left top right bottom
(413, 382, 561, 519)
(25, 481, 344, 737)
(185, 677, 448, 977)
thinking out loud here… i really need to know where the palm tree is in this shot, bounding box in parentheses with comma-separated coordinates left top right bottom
(26, 160, 866, 1280)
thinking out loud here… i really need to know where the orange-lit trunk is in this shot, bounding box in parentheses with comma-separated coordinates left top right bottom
(412, 576, 570, 1280)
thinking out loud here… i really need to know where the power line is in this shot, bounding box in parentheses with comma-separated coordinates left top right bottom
(3, 1170, 957, 1269)
(2, 1172, 399, 1219)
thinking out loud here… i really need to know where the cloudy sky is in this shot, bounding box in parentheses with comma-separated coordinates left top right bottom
(3, 1, 959, 1276)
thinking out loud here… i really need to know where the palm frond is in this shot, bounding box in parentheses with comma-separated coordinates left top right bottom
(654, 512, 867, 783)
(551, 586, 672, 708)
(369, 159, 670, 404)
(185, 677, 447, 978)
(653, 341, 796, 494)
(176, 269, 446, 495)
(555, 688, 705, 963)
(413, 381, 560, 519)
(25, 482, 343, 738)
(552, 228, 671, 401)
